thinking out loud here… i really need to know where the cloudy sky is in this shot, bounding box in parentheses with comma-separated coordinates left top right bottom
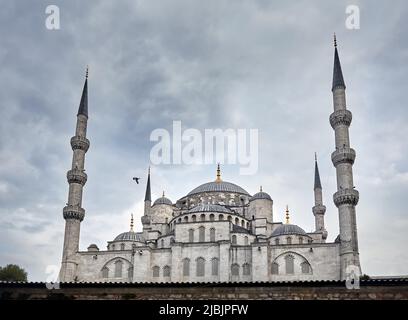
(0, 0, 407, 281)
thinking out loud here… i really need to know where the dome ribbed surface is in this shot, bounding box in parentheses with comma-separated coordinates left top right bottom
(271, 224, 307, 237)
(187, 181, 250, 196)
(188, 204, 232, 214)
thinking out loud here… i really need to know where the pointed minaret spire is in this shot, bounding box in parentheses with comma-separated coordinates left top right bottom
(144, 166, 151, 202)
(314, 153, 322, 190)
(332, 34, 346, 91)
(77, 66, 89, 118)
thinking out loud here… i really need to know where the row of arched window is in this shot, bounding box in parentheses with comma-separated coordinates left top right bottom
(152, 265, 171, 277)
(231, 263, 252, 276)
(101, 259, 132, 278)
(188, 227, 216, 242)
(109, 243, 126, 251)
(181, 257, 219, 277)
(231, 235, 249, 245)
(171, 214, 249, 230)
(271, 255, 312, 275)
(273, 237, 312, 245)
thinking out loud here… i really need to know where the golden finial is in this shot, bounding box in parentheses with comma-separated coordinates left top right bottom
(260, 186, 263, 192)
(162, 191, 165, 197)
(130, 213, 134, 232)
(333, 33, 337, 48)
(85, 65, 89, 79)
(215, 163, 222, 182)
(285, 205, 290, 224)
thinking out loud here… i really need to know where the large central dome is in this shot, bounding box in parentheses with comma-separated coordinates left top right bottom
(187, 181, 250, 196)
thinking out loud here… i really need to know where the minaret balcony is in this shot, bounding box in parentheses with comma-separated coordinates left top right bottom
(70, 135, 90, 152)
(63, 205, 85, 221)
(331, 147, 356, 166)
(67, 169, 87, 185)
(333, 188, 359, 207)
(312, 204, 326, 215)
(329, 109, 352, 129)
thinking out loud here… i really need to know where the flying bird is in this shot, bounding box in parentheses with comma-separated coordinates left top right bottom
(133, 177, 141, 184)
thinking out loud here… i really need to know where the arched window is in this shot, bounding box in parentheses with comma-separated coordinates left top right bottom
(228, 216, 232, 222)
(210, 214, 215, 221)
(286, 237, 292, 245)
(301, 261, 311, 274)
(285, 255, 294, 274)
(161, 239, 164, 248)
(232, 235, 237, 245)
(177, 218, 181, 223)
(152, 266, 160, 277)
(242, 263, 251, 276)
(111, 244, 115, 251)
(235, 217, 239, 225)
(271, 262, 279, 275)
(188, 229, 194, 242)
(244, 236, 249, 245)
(241, 220, 245, 227)
(102, 266, 109, 278)
(219, 214, 224, 220)
(120, 243, 125, 250)
(114, 260, 123, 278)
(163, 265, 171, 277)
(210, 228, 216, 242)
(200, 214, 205, 221)
(247, 222, 250, 229)
(211, 258, 219, 276)
(183, 258, 190, 276)
(196, 257, 205, 276)
(184, 216, 188, 222)
(275, 238, 280, 245)
(192, 215, 196, 222)
(299, 237, 303, 244)
(199, 226, 205, 242)
(231, 264, 240, 276)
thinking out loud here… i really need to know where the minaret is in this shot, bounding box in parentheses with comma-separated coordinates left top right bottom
(144, 166, 151, 215)
(312, 153, 327, 240)
(330, 35, 361, 278)
(60, 68, 90, 282)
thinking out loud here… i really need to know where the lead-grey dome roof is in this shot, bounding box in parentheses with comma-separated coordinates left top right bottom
(114, 231, 145, 242)
(250, 191, 272, 202)
(271, 224, 307, 237)
(153, 196, 172, 206)
(187, 181, 250, 196)
(189, 203, 232, 214)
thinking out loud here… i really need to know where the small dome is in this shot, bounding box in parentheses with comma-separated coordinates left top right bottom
(271, 224, 307, 237)
(250, 191, 272, 202)
(189, 203, 232, 214)
(114, 231, 145, 242)
(153, 196, 172, 206)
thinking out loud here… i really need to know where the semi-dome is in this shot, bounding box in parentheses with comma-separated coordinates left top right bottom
(189, 203, 232, 214)
(271, 224, 307, 237)
(114, 231, 145, 242)
(250, 191, 272, 202)
(153, 194, 172, 206)
(187, 181, 250, 196)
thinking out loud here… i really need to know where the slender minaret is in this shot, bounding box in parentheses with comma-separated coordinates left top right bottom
(60, 68, 90, 282)
(312, 153, 327, 240)
(144, 166, 151, 215)
(330, 35, 361, 278)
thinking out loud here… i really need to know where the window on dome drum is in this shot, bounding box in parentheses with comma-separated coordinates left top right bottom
(188, 229, 194, 242)
(196, 257, 205, 276)
(271, 262, 279, 275)
(219, 214, 224, 220)
(232, 235, 237, 245)
(177, 218, 181, 223)
(299, 237, 303, 244)
(114, 260, 123, 278)
(199, 226, 205, 242)
(286, 237, 292, 245)
(211, 258, 219, 276)
(152, 266, 160, 277)
(243, 263, 251, 276)
(200, 214, 205, 221)
(163, 265, 171, 277)
(120, 243, 125, 250)
(231, 264, 240, 276)
(102, 266, 109, 278)
(275, 238, 280, 245)
(161, 239, 164, 248)
(228, 216, 232, 222)
(184, 216, 188, 222)
(244, 236, 249, 245)
(210, 228, 216, 242)
(210, 214, 215, 221)
(285, 255, 295, 274)
(241, 220, 245, 227)
(301, 261, 311, 274)
(183, 258, 190, 276)
(192, 215, 196, 222)
(235, 217, 239, 225)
